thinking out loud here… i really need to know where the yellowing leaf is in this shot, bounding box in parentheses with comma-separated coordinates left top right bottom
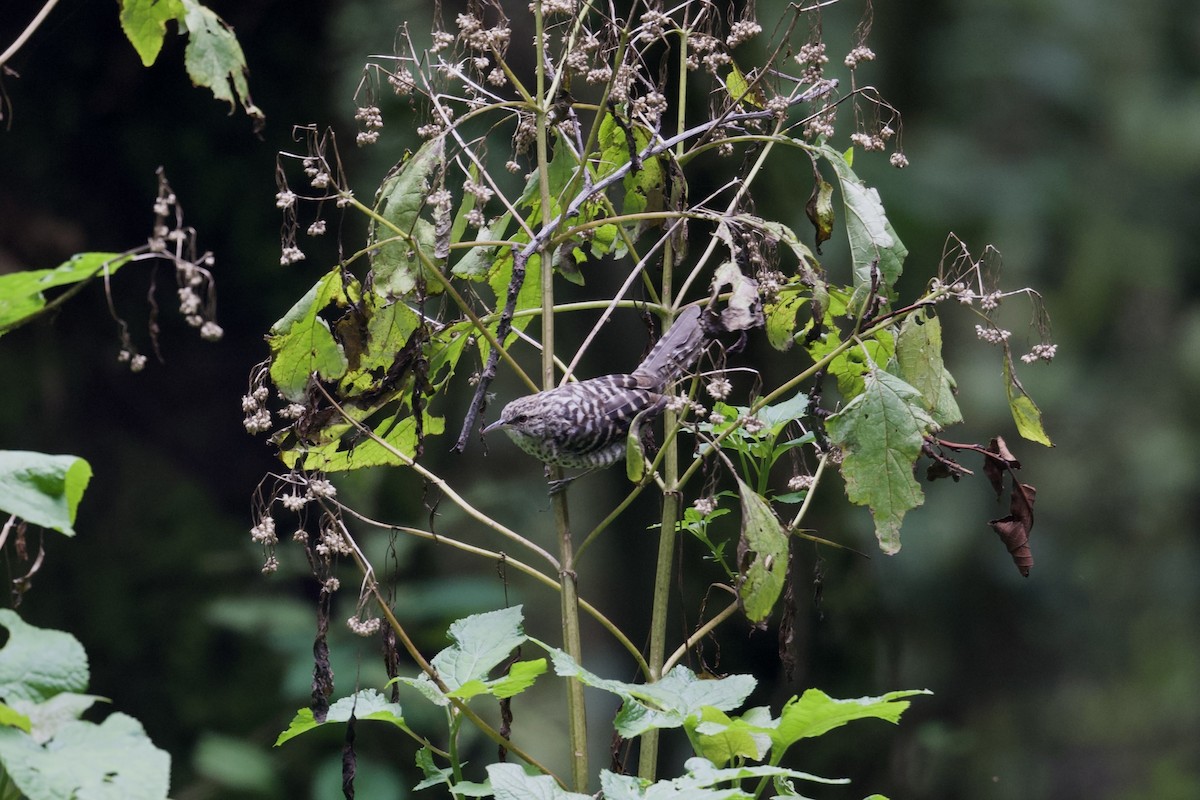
(724, 64, 764, 108)
(1003, 352, 1052, 447)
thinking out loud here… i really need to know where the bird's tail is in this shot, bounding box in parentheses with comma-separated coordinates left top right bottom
(630, 305, 706, 391)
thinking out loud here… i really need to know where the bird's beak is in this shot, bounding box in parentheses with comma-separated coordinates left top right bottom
(481, 419, 505, 435)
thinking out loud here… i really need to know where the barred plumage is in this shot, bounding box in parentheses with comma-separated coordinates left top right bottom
(483, 307, 705, 469)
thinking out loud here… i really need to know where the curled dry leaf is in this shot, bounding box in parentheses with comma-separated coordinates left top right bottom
(983, 435, 1021, 498)
(990, 482, 1036, 577)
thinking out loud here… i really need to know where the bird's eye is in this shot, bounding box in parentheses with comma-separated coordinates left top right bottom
(510, 414, 525, 424)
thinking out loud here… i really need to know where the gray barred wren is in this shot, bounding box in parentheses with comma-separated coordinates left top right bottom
(483, 306, 706, 470)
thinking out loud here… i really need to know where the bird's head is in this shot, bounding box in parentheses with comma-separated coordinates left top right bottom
(482, 395, 544, 438)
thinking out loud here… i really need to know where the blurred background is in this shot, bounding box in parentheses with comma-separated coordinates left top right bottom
(1, 0, 1198, 797)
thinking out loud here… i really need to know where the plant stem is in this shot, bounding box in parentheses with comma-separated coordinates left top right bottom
(0, 0, 59, 67)
(638, 31, 695, 780)
(332, 502, 650, 674)
(533, 3, 588, 788)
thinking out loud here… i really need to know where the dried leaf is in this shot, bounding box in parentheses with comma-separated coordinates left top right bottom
(990, 482, 1036, 577)
(983, 436, 1021, 498)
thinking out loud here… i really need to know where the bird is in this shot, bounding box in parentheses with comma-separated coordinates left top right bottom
(482, 306, 706, 471)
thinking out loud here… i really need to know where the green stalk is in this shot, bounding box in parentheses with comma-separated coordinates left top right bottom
(638, 26, 694, 781)
(533, 3, 588, 789)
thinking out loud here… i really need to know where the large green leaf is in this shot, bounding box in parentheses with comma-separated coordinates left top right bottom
(689, 706, 773, 766)
(769, 688, 931, 749)
(0, 713, 171, 800)
(487, 763, 592, 800)
(0, 253, 131, 335)
(0, 610, 89, 703)
(369, 136, 446, 297)
(818, 145, 907, 299)
(808, 329, 896, 400)
(487, 250, 542, 338)
(0, 451, 92, 536)
(549, 651, 756, 739)
(597, 113, 677, 219)
(600, 759, 844, 799)
(394, 607, 530, 706)
(826, 370, 936, 553)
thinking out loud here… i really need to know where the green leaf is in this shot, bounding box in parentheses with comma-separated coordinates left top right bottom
(769, 688, 931, 750)
(370, 137, 446, 297)
(0, 713, 171, 800)
(0, 253, 132, 335)
(689, 706, 772, 766)
(724, 63, 764, 108)
(0, 611, 90, 705)
(0, 703, 30, 734)
(434, 606, 527, 689)
(597, 113, 673, 219)
(179, 0, 261, 121)
(754, 392, 810, 435)
(818, 145, 907, 299)
(1004, 352, 1053, 447)
(625, 406, 660, 483)
(548, 652, 756, 739)
(282, 411, 445, 472)
(765, 285, 807, 351)
(119, 0, 185, 66)
(826, 370, 936, 553)
(275, 689, 408, 746)
(446, 658, 547, 700)
(809, 331, 896, 400)
(397, 607, 530, 705)
(735, 477, 789, 623)
(895, 310, 962, 428)
(451, 211, 512, 280)
(413, 747, 454, 791)
(0, 451, 92, 536)
(266, 269, 354, 402)
(334, 297, 421, 395)
(487, 763, 593, 800)
(8, 693, 104, 745)
(488, 250, 542, 338)
(600, 758, 845, 799)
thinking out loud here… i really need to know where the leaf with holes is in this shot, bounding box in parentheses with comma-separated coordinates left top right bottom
(896, 309, 962, 428)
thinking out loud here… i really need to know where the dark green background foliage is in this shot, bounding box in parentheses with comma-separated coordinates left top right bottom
(1, 0, 1198, 797)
